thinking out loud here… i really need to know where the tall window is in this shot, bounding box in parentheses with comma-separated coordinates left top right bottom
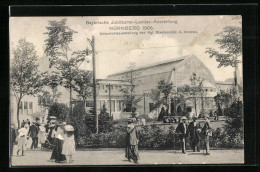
(29, 102, 33, 109)
(24, 101, 28, 115)
(24, 101, 28, 109)
(111, 100, 115, 112)
(19, 101, 23, 115)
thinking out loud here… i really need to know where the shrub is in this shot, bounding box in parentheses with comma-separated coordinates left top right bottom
(48, 103, 69, 121)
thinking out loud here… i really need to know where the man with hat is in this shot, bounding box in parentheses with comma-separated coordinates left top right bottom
(176, 116, 188, 154)
(28, 121, 39, 149)
(125, 118, 139, 163)
(202, 115, 212, 155)
(188, 116, 202, 152)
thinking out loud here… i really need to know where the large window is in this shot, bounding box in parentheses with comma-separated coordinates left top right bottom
(29, 102, 33, 109)
(111, 100, 115, 112)
(24, 101, 28, 109)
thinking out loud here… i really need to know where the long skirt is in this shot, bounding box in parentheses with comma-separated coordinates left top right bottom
(125, 145, 139, 162)
(50, 138, 66, 162)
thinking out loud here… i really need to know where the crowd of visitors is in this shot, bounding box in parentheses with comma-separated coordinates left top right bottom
(11, 115, 212, 164)
(11, 116, 76, 164)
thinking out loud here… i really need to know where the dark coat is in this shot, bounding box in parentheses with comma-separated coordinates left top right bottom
(176, 122, 188, 139)
(11, 128, 16, 143)
(28, 124, 39, 138)
(188, 121, 201, 143)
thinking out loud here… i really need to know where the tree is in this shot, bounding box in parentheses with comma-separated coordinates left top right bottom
(205, 16, 242, 95)
(98, 104, 113, 133)
(38, 90, 62, 107)
(10, 38, 45, 128)
(44, 18, 87, 116)
(72, 70, 93, 110)
(149, 89, 164, 116)
(214, 90, 232, 116)
(48, 103, 69, 121)
(157, 79, 173, 114)
(224, 100, 243, 142)
(183, 73, 205, 117)
(120, 62, 142, 112)
(68, 102, 89, 142)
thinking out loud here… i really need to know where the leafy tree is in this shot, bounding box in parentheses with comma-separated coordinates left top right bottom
(44, 18, 87, 116)
(120, 62, 142, 112)
(98, 104, 113, 133)
(38, 90, 62, 107)
(183, 73, 205, 117)
(224, 100, 243, 142)
(214, 90, 232, 116)
(205, 16, 242, 96)
(42, 71, 62, 104)
(68, 102, 89, 143)
(48, 103, 69, 121)
(157, 79, 173, 114)
(72, 70, 93, 110)
(10, 38, 45, 128)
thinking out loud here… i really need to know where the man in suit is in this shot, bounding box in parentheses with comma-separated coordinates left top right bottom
(188, 116, 201, 152)
(34, 117, 41, 148)
(28, 122, 39, 149)
(125, 118, 139, 163)
(176, 116, 188, 154)
(202, 115, 212, 155)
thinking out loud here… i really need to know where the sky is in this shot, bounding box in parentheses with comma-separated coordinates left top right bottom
(9, 16, 242, 81)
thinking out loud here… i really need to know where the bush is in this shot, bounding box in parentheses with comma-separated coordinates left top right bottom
(48, 103, 69, 121)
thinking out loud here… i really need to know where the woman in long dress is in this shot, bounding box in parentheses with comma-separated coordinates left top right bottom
(38, 125, 47, 149)
(50, 124, 66, 163)
(125, 119, 139, 163)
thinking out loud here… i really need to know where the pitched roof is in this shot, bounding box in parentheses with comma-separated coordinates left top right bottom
(108, 55, 189, 78)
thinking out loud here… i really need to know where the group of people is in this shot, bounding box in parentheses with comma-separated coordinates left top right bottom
(12, 118, 47, 157)
(49, 121, 76, 163)
(11, 117, 76, 164)
(176, 115, 212, 155)
(124, 115, 212, 164)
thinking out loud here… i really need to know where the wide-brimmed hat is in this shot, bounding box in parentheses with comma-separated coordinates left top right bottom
(64, 125, 74, 131)
(181, 116, 187, 120)
(49, 116, 57, 119)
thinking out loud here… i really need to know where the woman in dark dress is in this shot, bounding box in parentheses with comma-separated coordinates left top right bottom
(50, 124, 66, 163)
(125, 119, 139, 163)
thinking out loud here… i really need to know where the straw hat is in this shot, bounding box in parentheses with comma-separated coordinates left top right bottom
(181, 116, 187, 120)
(64, 125, 74, 131)
(49, 116, 57, 119)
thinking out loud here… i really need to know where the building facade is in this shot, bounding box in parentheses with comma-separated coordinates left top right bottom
(107, 55, 219, 118)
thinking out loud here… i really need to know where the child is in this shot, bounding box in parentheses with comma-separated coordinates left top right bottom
(38, 125, 47, 149)
(16, 127, 28, 156)
(62, 125, 76, 163)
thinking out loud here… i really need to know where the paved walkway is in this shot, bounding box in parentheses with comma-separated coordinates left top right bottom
(11, 146, 244, 166)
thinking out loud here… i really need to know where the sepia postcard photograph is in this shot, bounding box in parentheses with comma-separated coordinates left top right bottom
(9, 15, 244, 166)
